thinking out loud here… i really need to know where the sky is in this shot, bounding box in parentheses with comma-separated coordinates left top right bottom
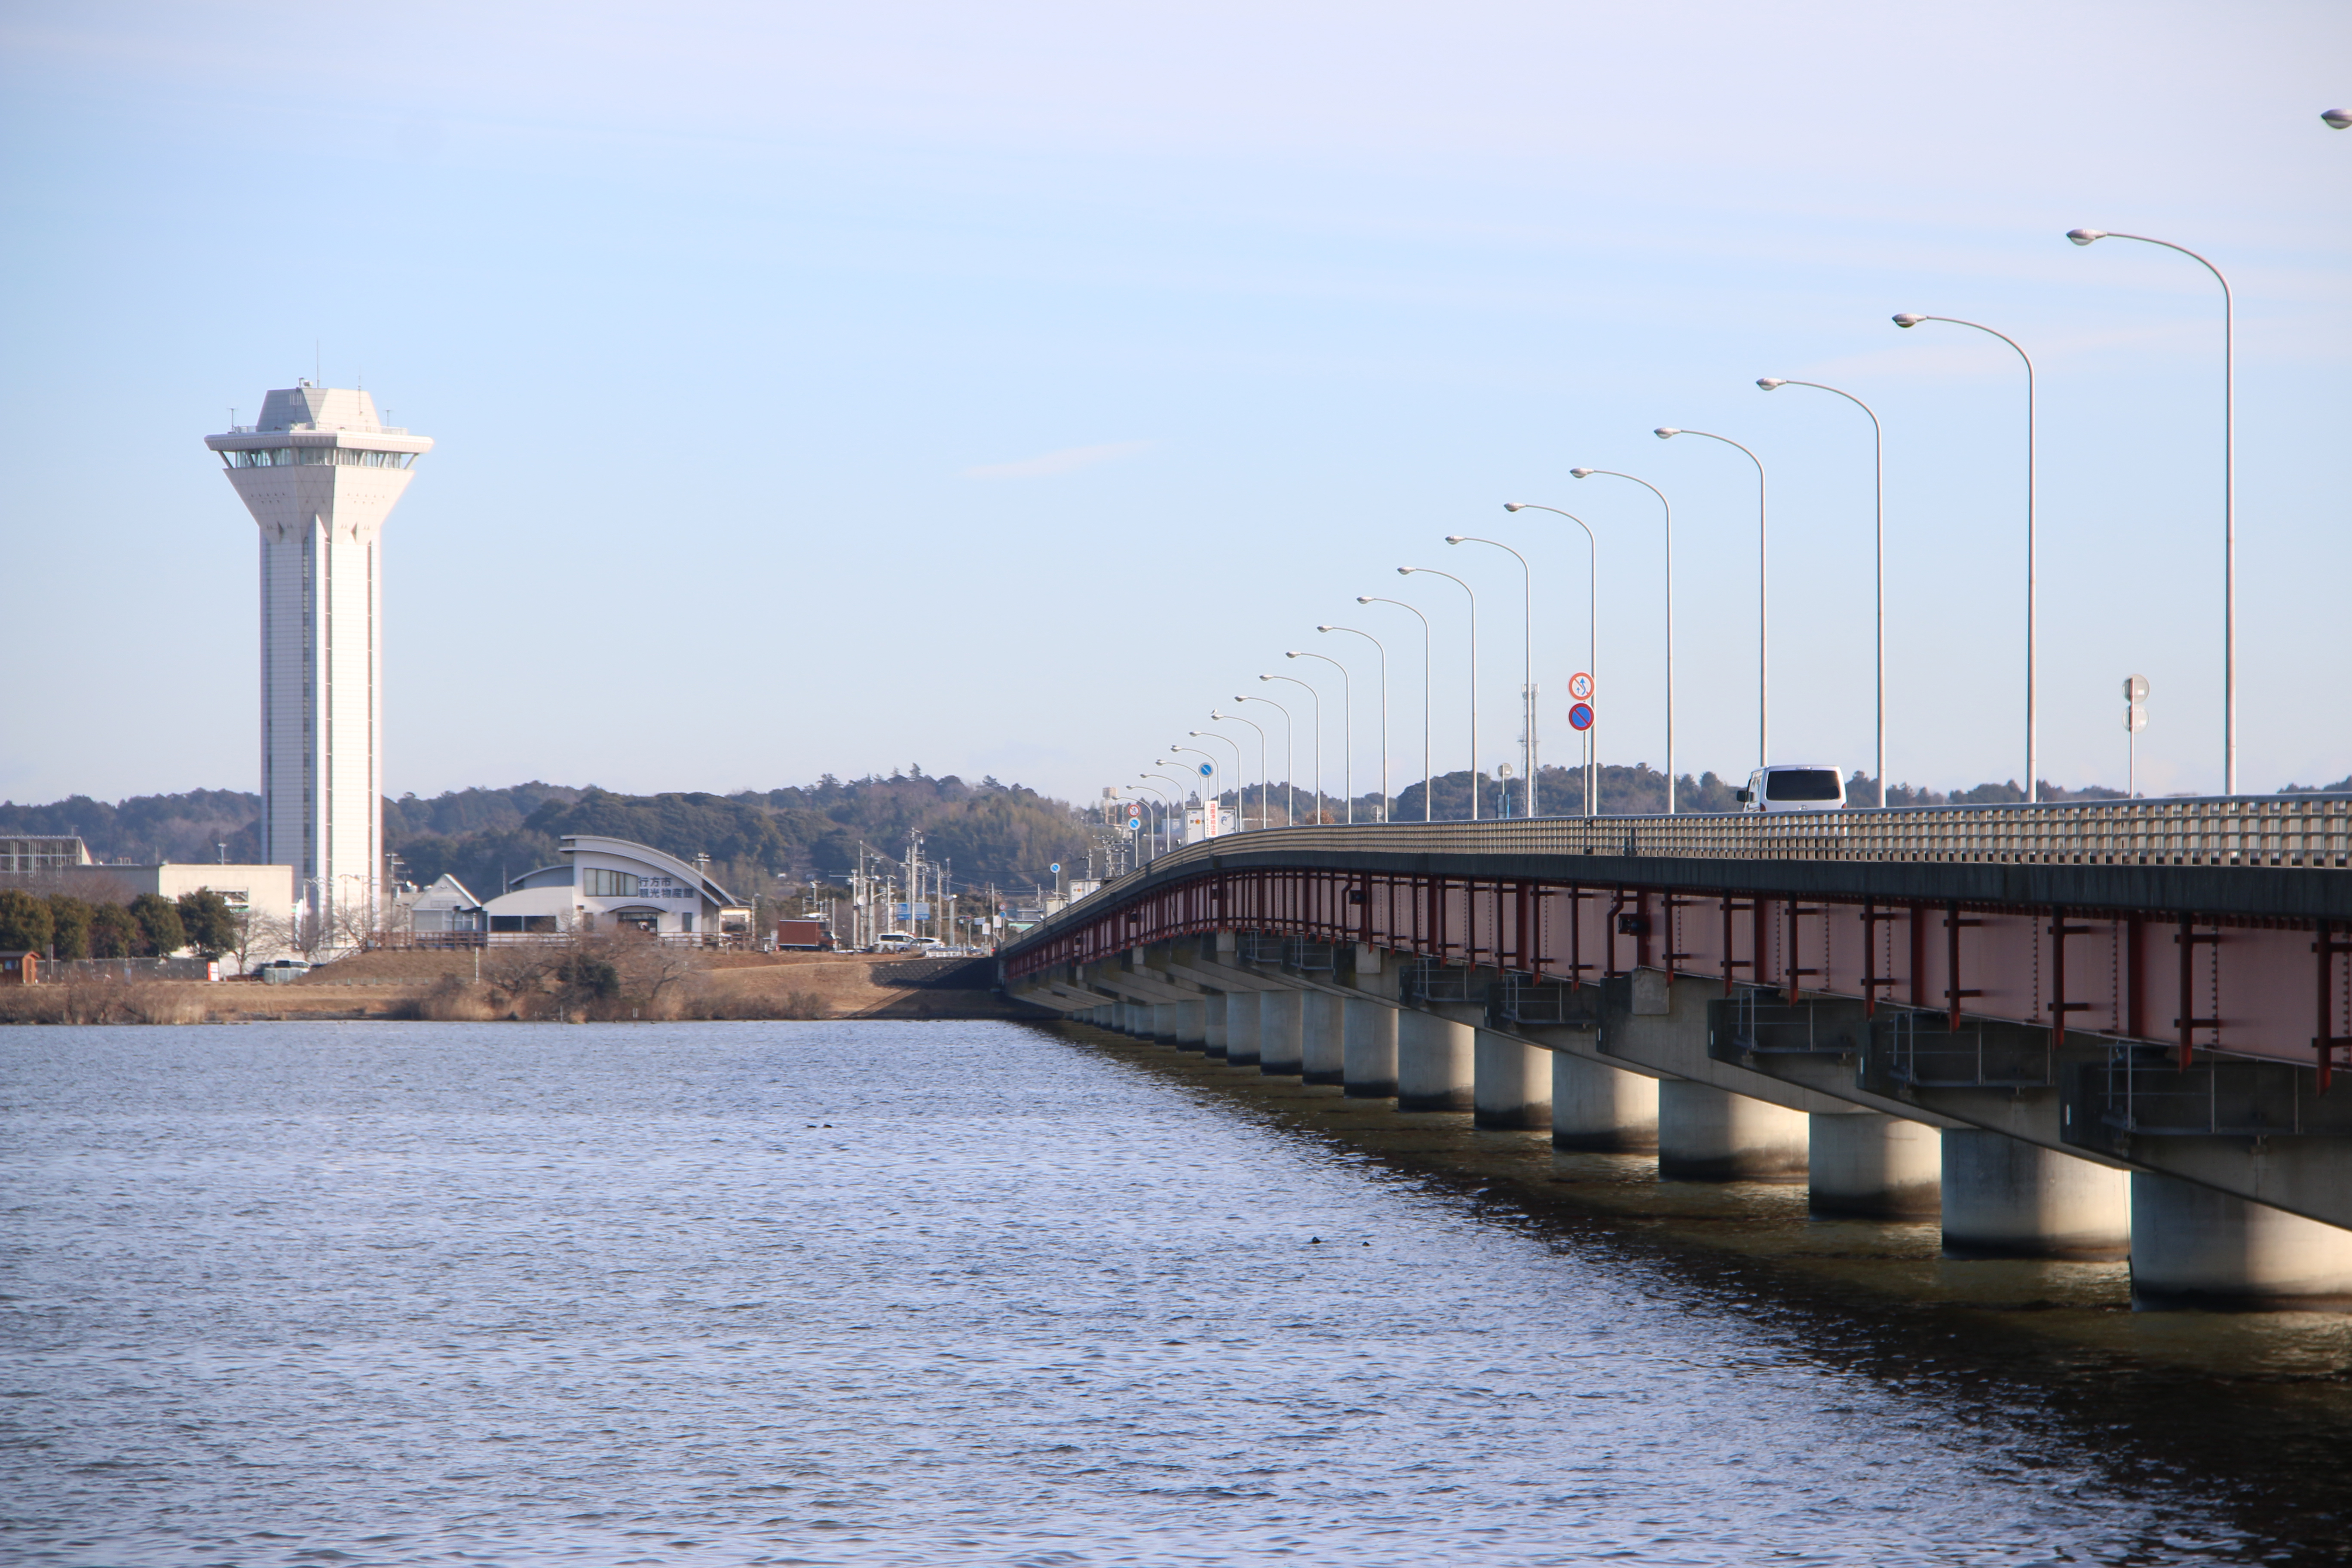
(3, 0, 2348, 810)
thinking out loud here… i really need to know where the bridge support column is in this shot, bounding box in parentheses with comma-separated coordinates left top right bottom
(1202, 993, 1228, 1059)
(1474, 1030, 1550, 1130)
(1551, 1054, 1658, 1151)
(1657, 1082, 1808, 1181)
(1258, 988, 1304, 1076)
(1301, 992, 1345, 1085)
(2129, 1174, 2352, 1311)
(1342, 997, 1399, 1098)
(1173, 999, 1206, 1050)
(1940, 1130, 2129, 1259)
(1808, 1113, 1941, 1218)
(1225, 991, 1262, 1068)
(1396, 1010, 1474, 1112)
(1149, 1003, 1174, 1042)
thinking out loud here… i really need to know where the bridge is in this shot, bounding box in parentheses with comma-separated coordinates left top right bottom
(1001, 794, 2352, 1309)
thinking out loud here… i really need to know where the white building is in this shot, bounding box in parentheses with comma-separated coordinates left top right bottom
(481, 835, 751, 940)
(395, 874, 486, 935)
(206, 385, 432, 923)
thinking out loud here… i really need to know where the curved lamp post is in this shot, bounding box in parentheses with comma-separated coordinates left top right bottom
(1357, 596, 1433, 820)
(1186, 730, 1246, 830)
(1447, 535, 1535, 817)
(1756, 378, 1886, 806)
(1317, 625, 1390, 822)
(1893, 311, 2040, 802)
(1655, 427, 1768, 773)
(1503, 503, 1599, 815)
(1164, 747, 1220, 831)
(1570, 467, 1678, 812)
(1260, 674, 1323, 823)
(1209, 710, 1267, 830)
(1286, 649, 1354, 824)
(1234, 693, 1294, 827)
(1399, 565, 1480, 819)
(2324, 109, 2350, 129)
(2066, 227, 2238, 795)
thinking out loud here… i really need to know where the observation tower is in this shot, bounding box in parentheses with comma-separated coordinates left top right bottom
(205, 384, 432, 925)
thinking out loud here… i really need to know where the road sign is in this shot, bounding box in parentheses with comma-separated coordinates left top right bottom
(1198, 763, 1213, 776)
(2124, 674, 2150, 701)
(1049, 864, 1061, 874)
(1568, 672, 1594, 701)
(2126, 704, 2147, 734)
(1569, 703, 1595, 732)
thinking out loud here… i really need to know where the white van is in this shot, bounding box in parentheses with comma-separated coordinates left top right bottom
(874, 932, 918, 952)
(1736, 765, 1847, 814)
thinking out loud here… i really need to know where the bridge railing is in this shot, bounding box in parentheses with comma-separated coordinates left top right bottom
(1033, 795, 2350, 949)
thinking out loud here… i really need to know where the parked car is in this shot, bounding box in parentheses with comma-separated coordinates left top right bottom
(1735, 766, 1847, 814)
(874, 932, 918, 952)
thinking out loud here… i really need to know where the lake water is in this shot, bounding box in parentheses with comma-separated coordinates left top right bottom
(5, 1020, 2349, 1566)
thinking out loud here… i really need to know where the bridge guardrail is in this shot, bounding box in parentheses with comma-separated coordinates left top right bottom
(1026, 795, 2350, 954)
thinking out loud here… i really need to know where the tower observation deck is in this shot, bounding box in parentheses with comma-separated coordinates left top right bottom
(206, 384, 432, 923)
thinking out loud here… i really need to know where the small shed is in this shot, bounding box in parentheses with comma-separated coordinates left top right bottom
(0, 951, 38, 986)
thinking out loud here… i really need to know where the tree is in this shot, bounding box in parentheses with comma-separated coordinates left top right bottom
(129, 894, 188, 957)
(175, 890, 239, 956)
(45, 895, 92, 960)
(88, 902, 142, 958)
(0, 890, 54, 954)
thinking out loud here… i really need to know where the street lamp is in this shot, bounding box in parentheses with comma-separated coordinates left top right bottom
(1317, 624, 1390, 822)
(1399, 565, 1481, 819)
(2324, 109, 2351, 129)
(1286, 649, 1354, 824)
(2065, 227, 2239, 795)
(1357, 596, 1434, 820)
(1570, 466, 1679, 812)
(1187, 730, 1245, 830)
(1655, 427, 1768, 773)
(1260, 674, 1323, 823)
(1448, 533, 1535, 818)
(1503, 503, 1599, 815)
(1234, 693, 1295, 827)
(1757, 378, 1887, 806)
(1209, 710, 1268, 830)
(1164, 747, 1221, 831)
(1893, 311, 2040, 802)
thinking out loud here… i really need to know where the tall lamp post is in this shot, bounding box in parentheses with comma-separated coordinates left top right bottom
(1260, 674, 1323, 823)
(1447, 534, 1535, 818)
(1285, 650, 1354, 824)
(1234, 693, 1294, 827)
(1164, 748, 1220, 832)
(1757, 378, 1886, 806)
(1893, 312, 2040, 802)
(1503, 503, 1599, 815)
(1357, 596, 1433, 820)
(1655, 427, 1768, 773)
(1317, 624, 1390, 822)
(1186, 731, 1245, 830)
(1398, 565, 1480, 818)
(1209, 710, 1268, 830)
(1570, 467, 1678, 812)
(2065, 227, 2237, 795)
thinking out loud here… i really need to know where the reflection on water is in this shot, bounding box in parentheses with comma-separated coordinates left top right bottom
(3, 1020, 2347, 1565)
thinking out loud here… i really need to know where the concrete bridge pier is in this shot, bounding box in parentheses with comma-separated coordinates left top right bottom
(1656, 1081, 1809, 1181)
(1550, 1054, 1659, 1151)
(1808, 1112, 1942, 1218)
(1225, 991, 1263, 1068)
(2129, 1174, 2352, 1310)
(1473, 1029, 1551, 1130)
(1149, 1002, 1174, 1042)
(1301, 992, 1345, 1085)
(1173, 999, 1206, 1050)
(1940, 1129, 2130, 1259)
(1202, 993, 1228, 1058)
(1342, 997, 1399, 1098)
(1396, 1010, 1475, 1112)
(1258, 988, 1305, 1076)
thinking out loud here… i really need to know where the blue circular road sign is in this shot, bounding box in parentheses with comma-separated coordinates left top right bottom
(1569, 702, 1595, 731)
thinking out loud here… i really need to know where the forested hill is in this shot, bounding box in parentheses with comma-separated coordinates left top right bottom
(0, 774, 1092, 900)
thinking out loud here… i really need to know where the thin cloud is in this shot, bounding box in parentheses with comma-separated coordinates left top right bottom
(963, 440, 1152, 479)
